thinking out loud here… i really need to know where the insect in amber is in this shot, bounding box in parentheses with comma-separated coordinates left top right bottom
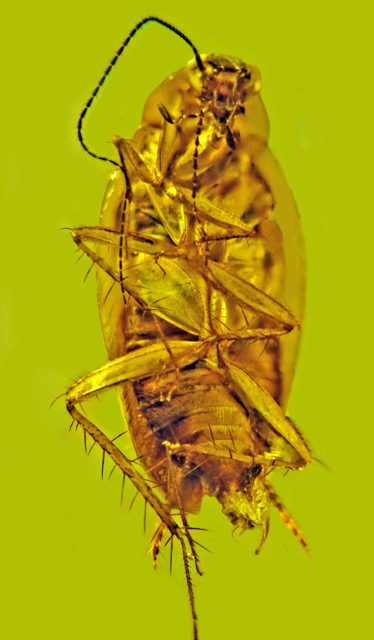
(66, 17, 311, 640)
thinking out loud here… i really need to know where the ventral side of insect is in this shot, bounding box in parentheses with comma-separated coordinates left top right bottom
(66, 16, 312, 640)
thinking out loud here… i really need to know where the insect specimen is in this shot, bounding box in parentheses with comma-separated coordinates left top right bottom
(66, 17, 311, 640)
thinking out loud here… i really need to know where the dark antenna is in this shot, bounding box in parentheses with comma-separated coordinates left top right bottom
(77, 16, 204, 171)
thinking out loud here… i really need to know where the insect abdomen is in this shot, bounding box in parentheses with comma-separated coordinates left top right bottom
(129, 367, 255, 510)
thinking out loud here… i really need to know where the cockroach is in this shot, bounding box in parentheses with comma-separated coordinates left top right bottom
(66, 17, 311, 640)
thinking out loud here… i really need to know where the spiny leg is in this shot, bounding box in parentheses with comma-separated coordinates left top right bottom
(254, 515, 270, 556)
(72, 224, 296, 333)
(72, 226, 197, 394)
(163, 441, 299, 470)
(206, 260, 298, 329)
(165, 445, 203, 576)
(150, 519, 167, 567)
(220, 351, 312, 466)
(71, 225, 256, 259)
(65, 346, 205, 640)
(68, 405, 199, 639)
(163, 440, 304, 556)
(67, 401, 175, 531)
(263, 479, 310, 553)
(73, 223, 293, 347)
(72, 225, 180, 260)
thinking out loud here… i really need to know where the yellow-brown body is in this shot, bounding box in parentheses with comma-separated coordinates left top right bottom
(88, 54, 309, 533)
(67, 23, 312, 639)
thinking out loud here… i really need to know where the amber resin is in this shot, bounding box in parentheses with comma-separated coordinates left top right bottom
(66, 19, 311, 640)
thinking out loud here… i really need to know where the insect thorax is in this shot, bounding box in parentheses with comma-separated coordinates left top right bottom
(134, 53, 268, 185)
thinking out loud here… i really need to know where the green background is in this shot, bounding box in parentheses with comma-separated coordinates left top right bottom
(1, 1, 372, 638)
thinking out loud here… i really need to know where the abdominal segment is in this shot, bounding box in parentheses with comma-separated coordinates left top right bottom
(118, 367, 259, 512)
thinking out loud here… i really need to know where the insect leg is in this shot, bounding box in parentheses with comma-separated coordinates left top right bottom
(179, 187, 259, 233)
(67, 340, 207, 405)
(66, 344, 203, 639)
(213, 326, 290, 342)
(72, 226, 181, 263)
(150, 518, 167, 568)
(113, 137, 188, 245)
(164, 441, 298, 470)
(220, 353, 312, 465)
(71, 226, 119, 280)
(262, 479, 310, 554)
(65, 344, 199, 528)
(72, 226, 209, 395)
(67, 406, 200, 639)
(113, 136, 162, 185)
(164, 444, 203, 576)
(67, 400, 177, 534)
(206, 260, 298, 329)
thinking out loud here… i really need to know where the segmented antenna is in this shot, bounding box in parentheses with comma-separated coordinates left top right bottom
(77, 16, 204, 171)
